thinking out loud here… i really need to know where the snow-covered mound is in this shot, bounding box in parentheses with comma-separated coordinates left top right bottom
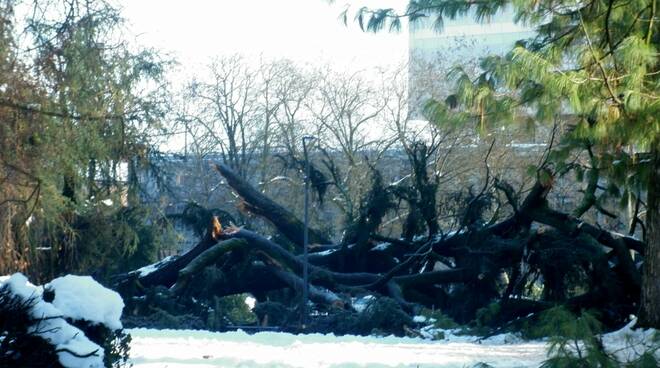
(602, 317, 659, 362)
(1, 273, 124, 368)
(47, 274, 124, 330)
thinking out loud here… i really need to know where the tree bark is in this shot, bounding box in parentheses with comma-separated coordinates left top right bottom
(131, 233, 219, 288)
(171, 238, 248, 294)
(639, 149, 660, 328)
(529, 206, 642, 291)
(215, 163, 331, 247)
(268, 266, 344, 307)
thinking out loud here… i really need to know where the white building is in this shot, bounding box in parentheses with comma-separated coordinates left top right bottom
(409, 7, 534, 61)
(408, 7, 535, 115)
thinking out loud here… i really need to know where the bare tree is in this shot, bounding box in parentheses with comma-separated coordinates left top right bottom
(310, 69, 387, 165)
(184, 55, 261, 179)
(270, 61, 318, 158)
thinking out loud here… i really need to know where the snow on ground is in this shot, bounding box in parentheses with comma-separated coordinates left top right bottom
(128, 328, 547, 368)
(128, 319, 658, 368)
(602, 318, 659, 362)
(352, 294, 376, 313)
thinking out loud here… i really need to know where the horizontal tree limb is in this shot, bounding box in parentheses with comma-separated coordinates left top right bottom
(171, 238, 248, 294)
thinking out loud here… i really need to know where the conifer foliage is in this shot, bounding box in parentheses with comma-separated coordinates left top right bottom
(0, 0, 170, 279)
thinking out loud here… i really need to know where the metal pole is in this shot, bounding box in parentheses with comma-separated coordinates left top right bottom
(301, 136, 314, 329)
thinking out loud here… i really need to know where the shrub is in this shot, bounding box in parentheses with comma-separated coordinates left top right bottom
(0, 273, 131, 368)
(528, 307, 659, 368)
(419, 308, 459, 329)
(358, 297, 413, 336)
(475, 302, 501, 328)
(0, 284, 61, 367)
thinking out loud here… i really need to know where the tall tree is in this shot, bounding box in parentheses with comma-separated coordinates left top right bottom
(355, 0, 659, 327)
(0, 0, 169, 277)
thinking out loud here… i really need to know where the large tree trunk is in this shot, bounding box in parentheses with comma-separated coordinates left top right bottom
(639, 149, 660, 328)
(215, 163, 331, 247)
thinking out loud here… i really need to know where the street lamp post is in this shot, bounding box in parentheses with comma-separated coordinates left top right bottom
(301, 136, 316, 329)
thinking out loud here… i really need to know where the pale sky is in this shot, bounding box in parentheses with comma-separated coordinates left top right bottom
(120, 0, 409, 73)
(116, 1, 531, 152)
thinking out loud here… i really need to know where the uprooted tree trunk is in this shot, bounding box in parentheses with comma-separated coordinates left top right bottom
(215, 162, 331, 248)
(116, 163, 646, 334)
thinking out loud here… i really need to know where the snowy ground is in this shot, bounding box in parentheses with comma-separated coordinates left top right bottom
(128, 320, 657, 368)
(4, 272, 654, 368)
(128, 328, 547, 368)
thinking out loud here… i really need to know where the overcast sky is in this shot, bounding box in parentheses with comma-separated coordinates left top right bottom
(120, 0, 409, 73)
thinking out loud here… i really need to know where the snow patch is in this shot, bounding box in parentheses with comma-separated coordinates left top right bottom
(351, 295, 375, 313)
(418, 324, 524, 345)
(47, 274, 124, 330)
(413, 315, 427, 323)
(136, 255, 175, 277)
(125, 315, 658, 367)
(244, 295, 256, 310)
(433, 261, 452, 271)
(601, 317, 659, 362)
(313, 249, 337, 256)
(370, 242, 390, 251)
(1, 273, 107, 368)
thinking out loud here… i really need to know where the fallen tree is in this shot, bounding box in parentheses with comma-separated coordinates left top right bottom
(116, 162, 646, 335)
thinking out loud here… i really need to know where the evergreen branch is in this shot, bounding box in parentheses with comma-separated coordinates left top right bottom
(0, 161, 41, 224)
(647, 0, 656, 44)
(352, 0, 499, 32)
(0, 98, 137, 121)
(577, 11, 622, 105)
(573, 144, 599, 218)
(534, 25, 579, 50)
(603, 0, 619, 72)
(54, 347, 101, 358)
(599, 5, 650, 63)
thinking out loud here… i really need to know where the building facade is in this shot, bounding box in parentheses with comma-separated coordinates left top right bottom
(408, 7, 535, 117)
